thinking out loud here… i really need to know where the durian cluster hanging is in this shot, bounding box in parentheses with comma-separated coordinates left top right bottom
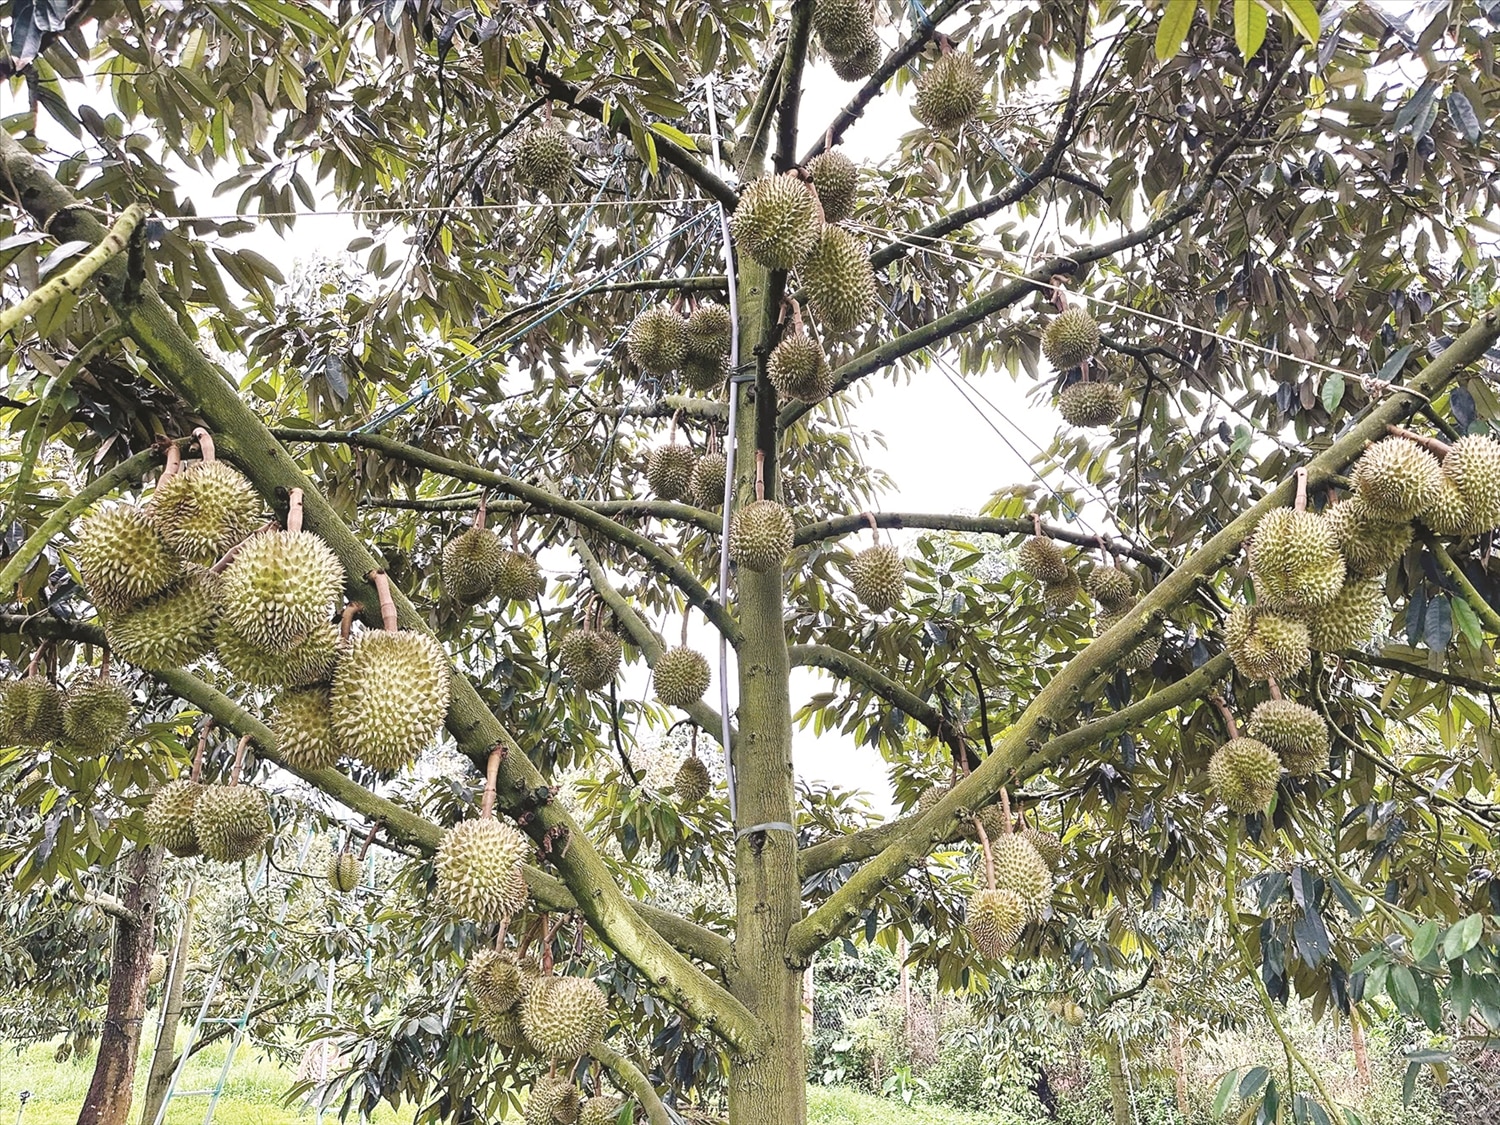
(560, 600, 623, 691)
(439, 498, 543, 609)
(963, 790, 1056, 960)
(1, 649, 131, 754)
(844, 513, 906, 613)
(627, 299, 734, 392)
(143, 727, 272, 864)
(812, 0, 881, 80)
(436, 746, 532, 924)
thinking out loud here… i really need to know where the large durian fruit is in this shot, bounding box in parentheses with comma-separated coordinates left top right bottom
(519, 974, 608, 1059)
(646, 441, 697, 501)
(913, 51, 986, 131)
(467, 949, 523, 1014)
(1247, 699, 1329, 777)
(1020, 825, 1064, 872)
(442, 524, 504, 605)
(1057, 380, 1124, 428)
(829, 29, 881, 80)
(74, 504, 181, 612)
(192, 783, 272, 863)
(683, 303, 732, 390)
(1041, 308, 1101, 371)
(1085, 565, 1136, 612)
(806, 150, 858, 223)
(148, 458, 262, 565)
(217, 621, 338, 689)
(967, 887, 1025, 959)
(1, 674, 65, 746)
(991, 833, 1053, 918)
(1420, 476, 1474, 537)
(105, 567, 222, 671)
(524, 1076, 582, 1125)
(143, 780, 204, 856)
(148, 953, 168, 988)
(494, 550, 543, 604)
(674, 754, 712, 805)
(219, 529, 344, 653)
(1324, 498, 1411, 578)
(801, 225, 876, 334)
(730, 174, 822, 270)
(626, 303, 688, 377)
(1225, 605, 1310, 681)
(812, 0, 875, 57)
(515, 125, 574, 195)
(270, 685, 340, 772)
(1248, 508, 1346, 615)
(327, 851, 360, 893)
(1306, 577, 1385, 652)
(559, 628, 623, 690)
(330, 628, 451, 771)
(1207, 736, 1281, 813)
(61, 673, 131, 753)
(729, 500, 795, 573)
(654, 647, 711, 708)
(1017, 535, 1069, 584)
(436, 817, 531, 923)
(691, 450, 728, 508)
(847, 543, 905, 612)
(1352, 436, 1443, 522)
(579, 1097, 628, 1125)
(767, 329, 833, 403)
(1438, 435, 1500, 532)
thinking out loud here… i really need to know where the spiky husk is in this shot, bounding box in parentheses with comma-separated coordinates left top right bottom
(1324, 498, 1412, 578)
(467, 949, 523, 1013)
(1353, 437, 1443, 522)
(1419, 477, 1474, 536)
(519, 975, 608, 1059)
(515, 126, 574, 195)
(559, 629, 623, 690)
(913, 51, 985, 131)
(654, 647, 711, 707)
(828, 30, 881, 80)
(219, 529, 344, 653)
(1444, 435, 1500, 531)
(646, 443, 697, 501)
(967, 888, 1025, 958)
(674, 755, 712, 805)
(767, 332, 833, 402)
(1097, 606, 1165, 670)
(75, 504, 182, 612)
(524, 1075, 582, 1125)
(1085, 566, 1136, 611)
(1017, 535, 1069, 583)
(690, 452, 728, 508)
(1248, 508, 1346, 614)
(2, 676, 64, 746)
(328, 852, 360, 893)
(1057, 381, 1123, 427)
(442, 527, 504, 605)
(812, 0, 875, 56)
(106, 568, 221, 671)
(801, 225, 877, 334)
(806, 150, 858, 223)
(579, 1097, 627, 1125)
(494, 550, 543, 603)
(1041, 308, 1101, 370)
(329, 630, 451, 771)
(1247, 699, 1329, 777)
(1207, 737, 1281, 813)
(270, 685, 340, 772)
(1306, 578, 1385, 652)
(217, 620, 338, 688)
(143, 780, 203, 856)
(192, 784, 272, 863)
(436, 818, 531, 923)
(956, 804, 1008, 844)
(729, 499, 795, 573)
(991, 834, 1053, 918)
(681, 352, 729, 392)
(1225, 605, 1310, 681)
(1019, 827, 1063, 872)
(1042, 573, 1082, 612)
(847, 544, 905, 611)
(148, 953, 167, 988)
(61, 675, 130, 753)
(730, 175, 822, 270)
(477, 1005, 530, 1049)
(626, 304, 688, 376)
(685, 303, 732, 362)
(148, 461, 263, 565)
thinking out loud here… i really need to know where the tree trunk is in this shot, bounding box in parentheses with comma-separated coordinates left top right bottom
(1350, 1007, 1371, 1087)
(139, 879, 194, 1125)
(1100, 1035, 1131, 1125)
(78, 845, 165, 1125)
(1169, 1016, 1189, 1119)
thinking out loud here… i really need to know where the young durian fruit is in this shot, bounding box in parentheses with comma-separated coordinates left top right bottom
(626, 303, 688, 377)
(1441, 434, 1500, 531)
(436, 814, 531, 924)
(61, 672, 130, 753)
(147, 434, 263, 565)
(1324, 498, 1411, 578)
(105, 567, 222, 671)
(913, 50, 986, 131)
(467, 949, 523, 1014)
(219, 493, 344, 653)
(685, 302, 733, 365)
(729, 500, 796, 573)
(579, 1097, 628, 1125)
(801, 225, 877, 334)
(1041, 308, 1101, 371)
(143, 779, 203, 856)
(767, 327, 833, 403)
(330, 629, 450, 773)
(519, 975, 608, 1059)
(674, 753, 712, 805)
(559, 627, 623, 690)
(515, 125, 574, 195)
(1, 673, 65, 746)
(654, 644, 711, 708)
(477, 1003, 531, 1049)
(442, 503, 504, 606)
(1225, 604, 1310, 681)
(494, 549, 542, 603)
(1057, 380, 1124, 428)
(1419, 477, 1474, 537)
(805, 150, 858, 224)
(847, 543, 906, 612)
(1020, 826, 1063, 873)
(1247, 696, 1329, 777)
(270, 685, 340, 772)
(1017, 534, 1069, 584)
(730, 174, 822, 270)
(1085, 564, 1136, 612)
(1208, 735, 1282, 813)
(1042, 572, 1083, 612)
(1248, 504, 1346, 615)
(1096, 606, 1164, 670)
(1352, 436, 1443, 522)
(682, 352, 730, 392)
(148, 953, 168, 988)
(690, 449, 728, 508)
(1306, 577, 1384, 652)
(829, 29, 881, 80)
(966, 887, 1026, 959)
(217, 621, 339, 689)
(812, 0, 875, 56)
(326, 850, 360, 893)
(523, 1076, 582, 1125)
(193, 780, 272, 864)
(646, 441, 697, 502)
(991, 833, 1053, 918)
(74, 503, 182, 612)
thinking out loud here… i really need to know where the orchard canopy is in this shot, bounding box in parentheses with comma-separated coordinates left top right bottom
(2, 1, 1500, 1123)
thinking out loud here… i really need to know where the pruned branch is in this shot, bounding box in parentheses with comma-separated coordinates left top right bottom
(80, 892, 140, 927)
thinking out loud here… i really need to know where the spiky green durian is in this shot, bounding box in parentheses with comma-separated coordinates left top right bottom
(685, 303, 732, 363)
(219, 530, 344, 653)
(436, 818, 531, 923)
(913, 51, 985, 131)
(967, 887, 1025, 958)
(148, 953, 167, 988)
(731, 175, 822, 270)
(75, 504, 181, 612)
(626, 304, 688, 377)
(61, 675, 130, 753)
(846, 544, 905, 612)
(579, 1097, 627, 1125)
(442, 527, 504, 605)
(806, 150, 858, 224)
(1419, 477, 1474, 536)
(767, 331, 832, 402)
(1443, 435, 1500, 531)
(1353, 437, 1443, 521)
(1247, 699, 1329, 777)
(2, 675, 64, 746)
(1057, 381, 1123, 428)
(519, 975, 608, 1059)
(682, 353, 729, 392)
(559, 629, 622, 690)
(1207, 737, 1281, 813)
(1225, 605, 1310, 681)
(1324, 498, 1412, 578)
(216, 620, 338, 689)
(1017, 535, 1069, 584)
(674, 755, 712, 804)
(143, 780, 203, 857)
(1306, 578, 1385, 652)
(828, 29, 881, 80)
(991, 834, 1052, 918)
(654, 647, 711, 708)
(1085, 565, 1135, 611)
(524, 1075, 582, 1125)
(467, 949, 522, 1014)
(1249, 508, 1346, 614)
(477, 1006, 529, 1050)
(690, 451, 727, 508)
(1019, 826, 1063, 872)
(192, 784, 272, 863)
(270, 685, 340, 772)
(646, 443, 696, 501)
(729, 499, 795, 573)
(812, 0, 875, 56)
(328, 852, 360, 893)
(494, 550, 542, 603)
(106, 568, 221, 671)
(802, 225, 877, 334)
(1041, 308, 1100, 371)
(1042, 573, 1082, 612)
(148, 461, 262, 565)
(515, 126, 574, 195)
(1097, 606, 1165, 670)
(330, 630, 451, 771)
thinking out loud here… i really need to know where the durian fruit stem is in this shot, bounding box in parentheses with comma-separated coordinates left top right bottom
(473, 494, 487, 532)
(971, 816, 997, 890)
(159, 440, 183, 486)
(689, 724, 699, 761)
(669, 409, 681, 445)
(493, 916, 509, 949)
(191, 721, 211, 783)
(98, 651, 110, 679)
(286, 487, 305, 533)
(998, 786, 1014, 833)
(681, 610, 691, 647)
(1267, 678, 1283, 701)
(230, 733, 251, 786)
(208, 520, 277, 575)
(754, 449, 766, 502)
(860, 511, 879, 543)
(357, 820, 380, 860)
(368, 570, 399, 632)
(1030, 513, 1043, 536)
(340, 602, 361, 641)
(1385, 424, 1451, 458)
(1294, 467, 1308, 513)
(192, 427, 217, 464)
(480, 744, 503, 818)
(1209, 695, 1240, 739)
(25, 646, 45, 677)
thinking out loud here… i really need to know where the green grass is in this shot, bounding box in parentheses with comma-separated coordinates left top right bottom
(807, 1084, 1002, 1124)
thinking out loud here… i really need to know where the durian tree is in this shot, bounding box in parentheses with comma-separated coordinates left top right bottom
(4, 2, 1500, 1123)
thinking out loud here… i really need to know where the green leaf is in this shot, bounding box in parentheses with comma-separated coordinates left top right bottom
(1154, 0, 1198, 59)
(1444, 914, 1484, 961)
(1451, 596, 1483, 650)
(1281, 0, 1321, 43)
(1320, 370, 1344, 413)
(1234, 0, 1269, 59)
(1411, 919, 1440, 962)
(1212, 1069, 1240, 1118)
(1388, 964, 1419, 1013)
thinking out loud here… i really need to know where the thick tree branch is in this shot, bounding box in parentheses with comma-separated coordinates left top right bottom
(1428, 538, 1500, 636)
(1351, 650, 1500, 695)
(482, 276, 728, 340)
(591, 1042, 671, 1125)
(0, 203, 143, 339)
(772, 0, 816, 173)
(358, 493, 722, 533)
(80, 891, 140, 926)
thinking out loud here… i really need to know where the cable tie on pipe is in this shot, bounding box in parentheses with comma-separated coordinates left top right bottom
(734, 821, 796, 839)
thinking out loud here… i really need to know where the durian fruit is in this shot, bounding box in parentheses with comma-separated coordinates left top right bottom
(991, 833, 1053, 918)
(466, 949, 522, 1013)
(1353, 437, 1443, 522)
(806, 150, 858, 224)
(1442, 435, 1500, 531)
(913, 51, 986, 131)
(685, 303, 732, 364)
(1247, 699, 1329, 777)
(217, 620, 338, 689)
(329, 630, 451, 771)
(435, 817, 531, 923)
(143, 780, 203, 857)
(1020, 826, 1063, 872)
(579, 1097, 627, 1125)
(1207, 737, 1281, 813)
(192, 784, 272, 863)
(1097, 607, 1165, 671)
(1017, 535, 1069, 584)
(494, 550, 543, 603)
(515, 126, 574, 195)
(519, 975, 608, 1059)
(148, 461, 262, 565)
(1057, 380, 1123, 428)
(74, 504, 181, 612)
(442, 527, 504, 605)
(270, 685, 340, 772)
(106, 567, 221, 671)
(812, 0, 875, 57)
(966, 887, 1025, 958)
(219, 530, 344, 653)
(559, 628, 623, 690)
(730, 175, 822, 270)
(1419, 477, 1474, 537)
(1042, 573, 1082, 612)
(328, 852, 360, 893)
(148, 952, 168, 988)
(61, 674, 131, 753)
(1306, 578, 1385, 652)
(654, 647, 711, 708)
(477, 1004, 530, 1049)
(767, 331, 832, 402)
(1224, 605, 1310, 681)
(847, 544, 905, 612)
(1041, 308, 1101, 371)
(1, 675, 64, 746)
(674, 755, 712, 804)
(682, 353, 729, 392)
(955, 803, 1007, 844)
(801, 225, 877, 334)
(729, 499, 795, 573)
(1248, 508, 1346, 614)
(690, 451, 728, 508)
(626, 304, 688, 377)
(829, 30, 881, 80)
(1324, 498, 1411, 578)
(524, 1075, 582, 1125)
(646, 443, 697, 502)
(1085, 565, 1136, 611)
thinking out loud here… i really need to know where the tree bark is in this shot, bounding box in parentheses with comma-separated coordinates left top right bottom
(1169, 1016, 1189, 1119)
(1350, 1007, 1371, 1087)
(139, 880, 194, 1125)
(78, 845, 165, 1125)
(1100, 1035, 1132, 1125)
